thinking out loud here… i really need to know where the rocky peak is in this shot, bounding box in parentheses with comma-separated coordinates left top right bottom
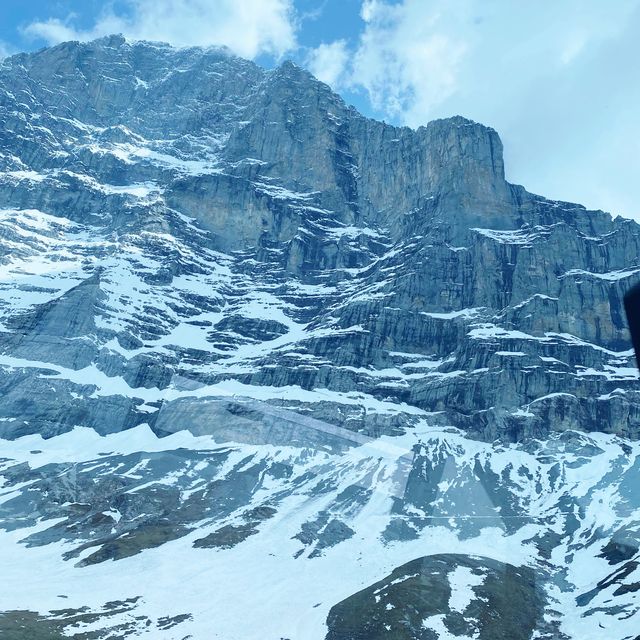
(271, 59, 314, 81)
(421, 116, 506, 195)
(0, 36, 638, 444)
(1, 37, 640, 640)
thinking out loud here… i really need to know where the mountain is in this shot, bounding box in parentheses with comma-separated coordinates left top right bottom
(0, 36, 639, 639)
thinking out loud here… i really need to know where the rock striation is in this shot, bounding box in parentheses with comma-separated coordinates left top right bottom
(1, 35, 640, 639)
(1, 36, 639, 443)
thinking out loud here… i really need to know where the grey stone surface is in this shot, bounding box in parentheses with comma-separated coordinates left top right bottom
(325, 554, 548, 640)
(0, 36, 638, 443)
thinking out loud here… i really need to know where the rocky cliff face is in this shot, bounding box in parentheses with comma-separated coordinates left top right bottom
(1, 37, 639, 640)
(1, 35, 639, 443)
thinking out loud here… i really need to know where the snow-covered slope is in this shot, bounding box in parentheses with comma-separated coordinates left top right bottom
(0, 36, 639, 639)
(1, 421, 639, 639)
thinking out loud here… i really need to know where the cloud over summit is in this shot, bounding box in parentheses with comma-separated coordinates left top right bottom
(24, 0, 297, 60)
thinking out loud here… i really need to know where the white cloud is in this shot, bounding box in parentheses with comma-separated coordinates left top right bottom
(559, 30, 589, 66)
(0, 40, 15, 61)
(355, 2, 467, 125)
(23, 0, 297, 59)
(23, 18, 98, 46)
(16, 0, 640, 220)
(305, 39, 349, 88)
(324, 0, 470, 126)
(303, 1, 468, 124)
(336, 0, 640, 220)
(347, 0, 640, 127)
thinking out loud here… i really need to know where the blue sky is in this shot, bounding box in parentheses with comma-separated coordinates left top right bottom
(1, 0, 639, 221)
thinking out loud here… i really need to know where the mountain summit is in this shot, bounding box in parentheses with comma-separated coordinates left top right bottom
(1, 36, 638, 442)
(0, 37, 639, 640)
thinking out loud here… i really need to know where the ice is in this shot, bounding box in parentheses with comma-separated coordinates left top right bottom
(3, 169, 47, 182)
(326, 225, 386, 240)
(86, 142, 221, 175)
(422, 308, 483, 320)
(473, 227, 539, 244)
(61, 171, 161, 198)
(561, 267, 640, 281)
(468, 324, 541, 341)
(447, 565, 484, 613)
(576, 365, 638, 381)
(253, 181, 318, 202)
(512, 293, 558, 309)
(422, 614, 461, 639)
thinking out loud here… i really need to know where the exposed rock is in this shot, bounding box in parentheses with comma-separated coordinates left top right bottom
(325, 554, 548, 640)
(2, 37, 639, 443)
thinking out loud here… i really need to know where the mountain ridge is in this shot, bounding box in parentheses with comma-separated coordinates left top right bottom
(1, 36, 640, 640)
(1, 36, 639, 443)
